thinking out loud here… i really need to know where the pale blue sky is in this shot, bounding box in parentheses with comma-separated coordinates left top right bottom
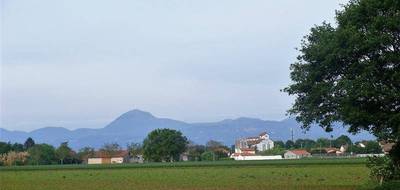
(1, 0, 348, 131)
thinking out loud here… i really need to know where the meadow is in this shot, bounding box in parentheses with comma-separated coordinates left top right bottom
(0, 158, 377, 190)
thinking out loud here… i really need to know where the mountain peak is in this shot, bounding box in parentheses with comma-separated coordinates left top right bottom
(120, 109, 155, 119)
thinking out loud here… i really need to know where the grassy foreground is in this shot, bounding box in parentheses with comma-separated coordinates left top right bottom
(0, 158, 375, 190)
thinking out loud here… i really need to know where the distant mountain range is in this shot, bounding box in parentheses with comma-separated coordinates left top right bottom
(0, 109, 375, 150)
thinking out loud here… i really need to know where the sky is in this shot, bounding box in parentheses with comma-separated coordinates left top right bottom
(1, 0, 349, 131)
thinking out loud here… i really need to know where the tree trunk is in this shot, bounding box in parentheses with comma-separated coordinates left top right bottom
(389, 142, 399, 169)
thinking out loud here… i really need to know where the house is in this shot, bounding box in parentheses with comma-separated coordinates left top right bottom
(234, 131, 274, 154)
(88, 150, 130, 164)
(236, 148, 256, 155)
(230, 131, 279, 160)
(129, 155, 144, 163)
(379, 141, 395, 155)
(180, 153, 189, 161)
(325, 148, 339, 155)
(284, 150, 311, 159)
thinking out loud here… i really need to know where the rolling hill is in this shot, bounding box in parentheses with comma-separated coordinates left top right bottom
(0, 109, 374, 150)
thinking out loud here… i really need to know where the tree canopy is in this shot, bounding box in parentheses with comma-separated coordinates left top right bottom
(334, 135, 352, 147)
(142, 128, 188, 162)
(55, 142, 74, 164)
(23, 137, 35, 150)
(100, 143, 121, 157)
(284, 0, 399, 164)
(28, 144, 57, 165)
(186, 143, 205, 161)
(127, 143, 143, 156)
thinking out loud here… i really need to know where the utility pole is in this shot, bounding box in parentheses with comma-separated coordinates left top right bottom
(290, 128, 294, 142)
(320, 142, 322, 158)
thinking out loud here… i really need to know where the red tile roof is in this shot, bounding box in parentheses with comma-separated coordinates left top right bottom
(325, 148, 338, 154)
(288, 149, 311, 155)
(240, 148, 255, 151)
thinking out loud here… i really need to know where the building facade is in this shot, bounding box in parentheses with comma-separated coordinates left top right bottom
(284, 150, 311, 159)
(235, 131, 274, 154)
(87, 150, 130, 164)
(230, 131, 279, 161)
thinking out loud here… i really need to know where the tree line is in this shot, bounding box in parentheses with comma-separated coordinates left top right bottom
(0, 129, 382, 166)
(0, 129, 231, 166)
(260, 135, 382, 156)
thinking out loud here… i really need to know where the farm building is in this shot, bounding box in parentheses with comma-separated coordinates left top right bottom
(284, 150, 311, 159)
(88, 150, 130, 164)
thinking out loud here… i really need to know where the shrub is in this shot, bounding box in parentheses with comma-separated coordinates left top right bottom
(201, 151, 215, 161)
(373, 181, 400, 190)
(0, 151, 29, 166)
(219, 157, 234, 161)
(367, 156, 400, 185)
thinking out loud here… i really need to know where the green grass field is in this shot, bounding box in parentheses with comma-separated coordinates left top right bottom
(0, 158, 377, 190)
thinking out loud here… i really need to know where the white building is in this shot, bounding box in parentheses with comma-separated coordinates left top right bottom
(235, 131, 274, 153)
(284, 150, 311, 159)
(232, 154, 282, 160)
(87, 150, 130, 164)
(231, 131, 278, 160)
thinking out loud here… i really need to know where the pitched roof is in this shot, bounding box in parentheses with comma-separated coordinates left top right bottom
(259, 132, 267, 136)
(287, 149, 311, 155)
(245, 136, 259, 140)
(325, 148, 338, 153)
(382, 143, 395, 153)
(246, 139, 263, 145)
(240, 148, 255, 151)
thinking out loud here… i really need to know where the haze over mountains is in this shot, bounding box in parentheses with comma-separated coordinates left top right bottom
(0, 109, 374, 150)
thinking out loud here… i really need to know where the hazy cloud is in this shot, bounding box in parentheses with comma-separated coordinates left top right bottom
(1, 0, 348, 131)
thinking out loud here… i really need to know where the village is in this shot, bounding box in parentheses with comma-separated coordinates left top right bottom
(1, 130, 392, 166)
(83, 131, 394, 164)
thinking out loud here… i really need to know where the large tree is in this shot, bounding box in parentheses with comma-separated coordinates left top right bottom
(285, 140, 295, 149)
(186, 143, 205, 161)
(143, 128, 188, 162)
(127, 143, 143, 156)
(77, 147, 95, 163)
(334, 135, 353, 147)
(284, 0, 399, 168)
(294, 139, 317, 150)
(23, 137, 35, 150)
(55, 142, 74, 164)
(0, 142, 12, 154)
(205, 140, 229, 159)
(100, 143, 121, 157)
(28, 144, 57, 165)
(273, 141, 285, 150)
